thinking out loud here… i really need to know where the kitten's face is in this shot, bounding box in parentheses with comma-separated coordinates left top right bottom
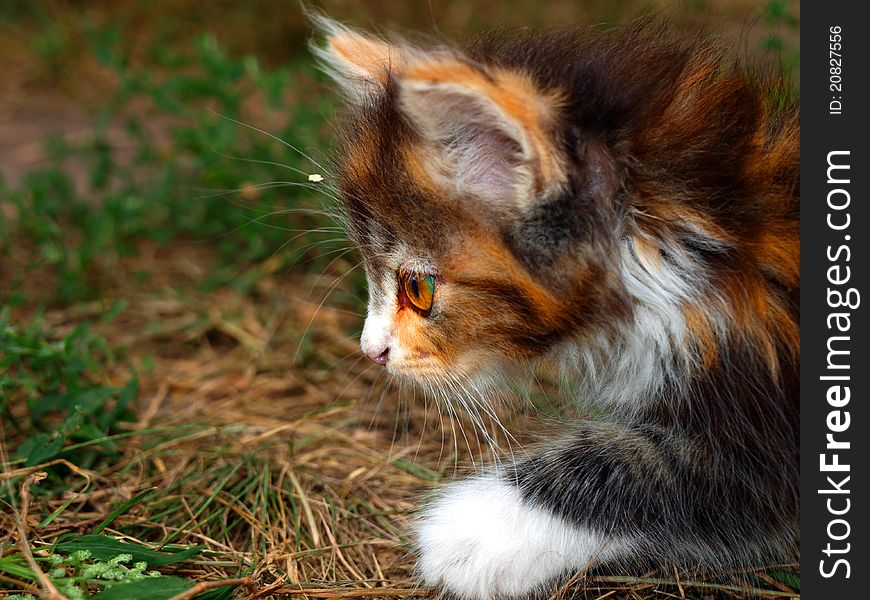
(316, 18, 629, 390)
(339, 124, 552, 386)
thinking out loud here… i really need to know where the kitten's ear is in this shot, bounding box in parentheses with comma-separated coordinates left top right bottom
(310, 14, 404, 104)
(398, 55, 565, 206)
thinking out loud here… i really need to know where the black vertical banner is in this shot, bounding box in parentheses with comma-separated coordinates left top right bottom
(801, 2, 869, 597)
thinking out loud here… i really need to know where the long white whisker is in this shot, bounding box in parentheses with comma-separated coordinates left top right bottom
(291, 250, 364, 365)
(210, 150, 334, 182)
(210, 110, 334, 175)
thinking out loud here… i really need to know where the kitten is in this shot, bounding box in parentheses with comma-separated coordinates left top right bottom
(313, 15, 799, 600)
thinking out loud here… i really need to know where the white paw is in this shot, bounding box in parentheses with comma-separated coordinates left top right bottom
(414, 475, 623, 599)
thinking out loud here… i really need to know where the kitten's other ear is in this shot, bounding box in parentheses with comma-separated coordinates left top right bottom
(309, 13, 404, 104)
(398, 54, 566, 207)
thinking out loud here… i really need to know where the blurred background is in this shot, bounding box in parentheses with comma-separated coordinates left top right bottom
(0, 2, 799, 599)
(1, 0, 799, 189)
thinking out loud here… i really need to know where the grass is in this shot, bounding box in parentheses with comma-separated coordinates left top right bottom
(1, 1, 800, 599)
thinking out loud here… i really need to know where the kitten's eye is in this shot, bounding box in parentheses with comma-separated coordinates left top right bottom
(401, 272, 437, 315)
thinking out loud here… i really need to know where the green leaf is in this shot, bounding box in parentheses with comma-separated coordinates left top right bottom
(91, 576, 194, 600)
(56, 535, 203, 567)
(71, 387, 117, 415)
(72, 421, 106, 441)
(31, 388, 115, 422)
(17, 432, 65, 466)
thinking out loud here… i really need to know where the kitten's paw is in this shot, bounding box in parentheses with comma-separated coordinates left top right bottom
(414, 475, 620, 600)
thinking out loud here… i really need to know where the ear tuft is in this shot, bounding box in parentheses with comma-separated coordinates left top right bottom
(309, 13, 404, 104)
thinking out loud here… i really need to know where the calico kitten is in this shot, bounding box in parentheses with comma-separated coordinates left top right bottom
(313, 15, 799, 600)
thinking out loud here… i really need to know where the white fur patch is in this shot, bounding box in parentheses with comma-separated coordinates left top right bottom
(360, 309, 393, 359)
(360, 268, 398, 360)
(557, 234, 720, 412)
(414, 474, 627, 599)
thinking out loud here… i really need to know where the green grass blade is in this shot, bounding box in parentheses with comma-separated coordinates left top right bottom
(91, 488, 155, 534)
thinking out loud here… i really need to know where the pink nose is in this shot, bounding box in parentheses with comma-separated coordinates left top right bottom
(367, 346, 390, 365)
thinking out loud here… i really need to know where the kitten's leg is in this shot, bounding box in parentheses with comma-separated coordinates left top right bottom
(415, 421, 797, 600)
(414, 472, 629, 600)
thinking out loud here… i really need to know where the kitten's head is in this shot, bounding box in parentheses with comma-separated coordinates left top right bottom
(313, 17, 633, 389)
(312, 15, 800, 407)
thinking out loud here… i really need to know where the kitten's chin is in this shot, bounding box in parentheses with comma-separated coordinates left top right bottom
(388, 352, 506, 395)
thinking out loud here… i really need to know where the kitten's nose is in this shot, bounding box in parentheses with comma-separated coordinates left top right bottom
(368, 346, 390, 365)
(361, 312, 392, 366)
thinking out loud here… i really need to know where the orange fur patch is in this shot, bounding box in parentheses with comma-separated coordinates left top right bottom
(328, 32, 403, 85)
(754, 228, 800, 288)
(682, 303, 717, 368)
(633, 235, 663, 272)
(400, 145, 439, 196)
(450, 235, 564, 326)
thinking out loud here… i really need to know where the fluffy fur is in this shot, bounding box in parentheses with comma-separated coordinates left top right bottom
(313, 15, 799, 599)
(415, 474, 629, 600)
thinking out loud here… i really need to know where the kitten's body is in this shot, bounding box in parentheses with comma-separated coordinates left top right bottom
(315, 17, 798, 599)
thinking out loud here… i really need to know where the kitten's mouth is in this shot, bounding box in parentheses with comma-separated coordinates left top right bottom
(387, 357, 444, 379)
(380, 350, 457, 383)
(385, 350, 493, 387)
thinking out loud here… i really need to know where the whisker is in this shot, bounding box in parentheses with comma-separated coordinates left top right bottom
(209, 150, 336, 182)
(210, 110, 334, 176)
(291, 250, 365, 366)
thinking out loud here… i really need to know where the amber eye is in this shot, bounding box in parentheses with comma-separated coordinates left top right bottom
(401, 272, 437, 315)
